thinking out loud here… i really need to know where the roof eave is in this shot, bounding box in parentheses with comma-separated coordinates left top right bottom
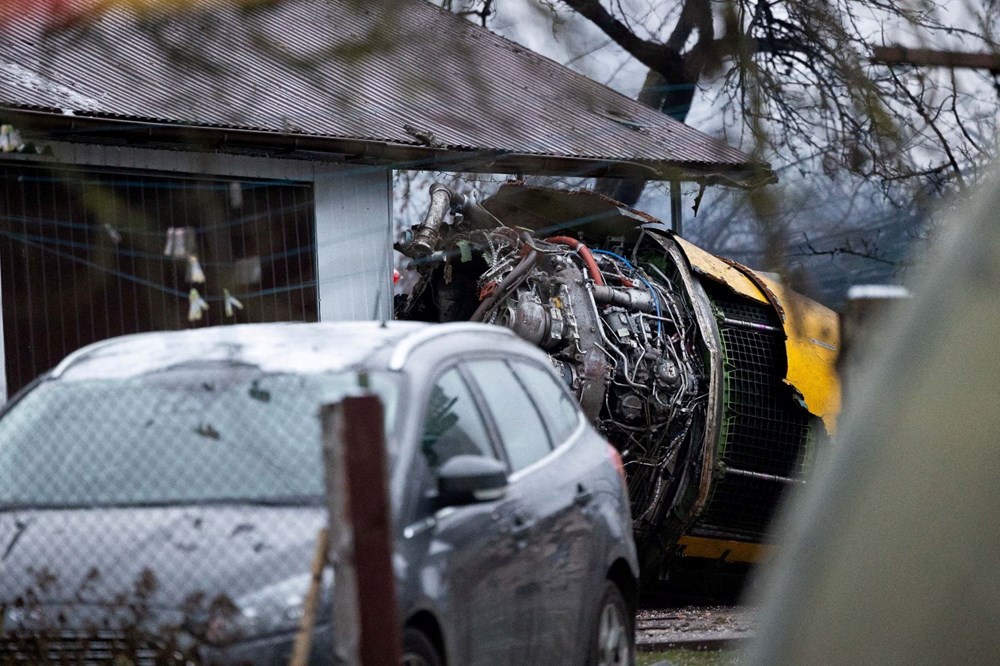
(1, 106, 774, 187)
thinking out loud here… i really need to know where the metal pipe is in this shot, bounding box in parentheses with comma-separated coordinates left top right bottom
(720, 317, 782, 334)
(585, 282, 646, 391)
(469, 246, 538, 321)
(408, 184, 456, 258)
(592, 285, 656, 313)
(670, 180, 683, 235)
(721, 466, 806, 485)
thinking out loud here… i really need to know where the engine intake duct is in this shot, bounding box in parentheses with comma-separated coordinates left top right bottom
(592, 285, 656, 313)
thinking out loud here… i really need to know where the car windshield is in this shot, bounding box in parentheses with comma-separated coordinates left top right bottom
(0, 366, 399, 509)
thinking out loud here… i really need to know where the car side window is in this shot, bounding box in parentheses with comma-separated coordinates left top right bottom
(421, 368, 495, 470)
(510, 360, 581, 445)
(465, 359, 552, 472)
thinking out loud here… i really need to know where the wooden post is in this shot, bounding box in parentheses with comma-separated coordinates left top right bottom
(321, 396, 402, 666)
(289, 528, 330, 666)
(342, 395, 402, 665)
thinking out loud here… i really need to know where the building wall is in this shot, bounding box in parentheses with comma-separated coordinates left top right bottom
(314, 165, 394, 322)
(0, 143, 393, 402)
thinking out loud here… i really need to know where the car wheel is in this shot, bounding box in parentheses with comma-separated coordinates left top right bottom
(401, 627, 443, 666)
(588, 581, 635, 666)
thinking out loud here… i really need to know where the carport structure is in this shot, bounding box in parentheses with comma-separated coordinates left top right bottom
(0, 0, 769, 399)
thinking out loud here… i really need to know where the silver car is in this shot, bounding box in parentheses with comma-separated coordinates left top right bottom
(0, 321, 638, 665)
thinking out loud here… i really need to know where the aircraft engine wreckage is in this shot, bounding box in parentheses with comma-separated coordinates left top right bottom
(396, 183, 841, 580)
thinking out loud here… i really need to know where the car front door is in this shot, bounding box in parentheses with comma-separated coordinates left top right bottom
(463, 358, 596, 663)
(507, 358, 602, 659)
(405, 364, 528, 665)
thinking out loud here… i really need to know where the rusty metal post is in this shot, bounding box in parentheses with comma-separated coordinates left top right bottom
(321, 396, 402, 666)
(322, 402, 359, 665)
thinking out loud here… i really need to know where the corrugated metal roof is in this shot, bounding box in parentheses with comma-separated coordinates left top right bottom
(0, 0, 769, 183)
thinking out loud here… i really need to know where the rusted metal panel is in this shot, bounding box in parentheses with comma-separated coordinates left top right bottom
(481, 181, 659, 238)
(0, 0, 767, 183)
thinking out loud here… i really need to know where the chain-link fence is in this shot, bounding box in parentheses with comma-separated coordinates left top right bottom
(0, 361, 379, 664)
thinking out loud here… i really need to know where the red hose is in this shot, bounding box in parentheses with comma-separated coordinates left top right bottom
(545, 236, 605, 286)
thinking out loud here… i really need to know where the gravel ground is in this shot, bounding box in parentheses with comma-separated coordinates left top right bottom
(636, 606, 755, 651)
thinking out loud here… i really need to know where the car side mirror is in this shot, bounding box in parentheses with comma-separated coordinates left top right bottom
(436, 455, 508, 507)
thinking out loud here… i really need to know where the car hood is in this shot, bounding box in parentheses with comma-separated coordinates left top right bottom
(0, 505, 326, 631)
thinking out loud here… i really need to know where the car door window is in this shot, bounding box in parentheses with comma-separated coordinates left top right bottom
(510, 360, 581, 445)
(421, 368, 495, 469)
(465, 360, 552, 472)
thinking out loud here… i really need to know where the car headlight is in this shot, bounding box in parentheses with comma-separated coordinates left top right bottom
(191, 570, 333, 646)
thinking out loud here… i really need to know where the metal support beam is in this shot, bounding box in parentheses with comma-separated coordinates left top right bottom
(722, 466, 806, 485)
(670, 180, 683, 236)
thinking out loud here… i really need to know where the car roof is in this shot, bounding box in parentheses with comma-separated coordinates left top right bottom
(50, 321, 434, 382)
